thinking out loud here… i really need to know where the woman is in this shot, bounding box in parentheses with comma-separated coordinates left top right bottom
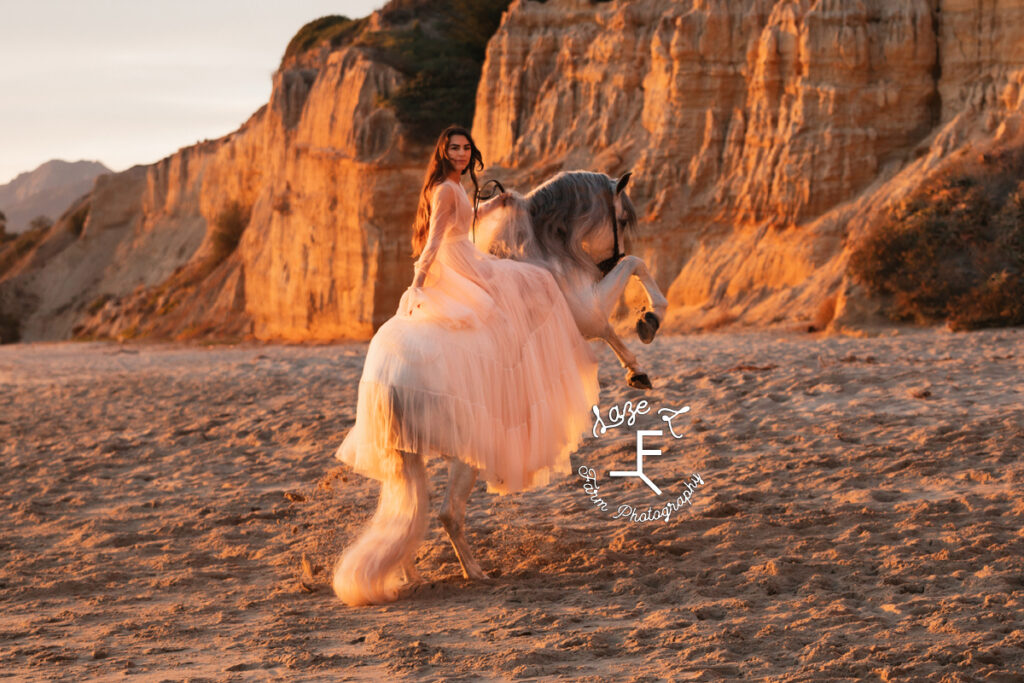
(335, 124, 599, 495)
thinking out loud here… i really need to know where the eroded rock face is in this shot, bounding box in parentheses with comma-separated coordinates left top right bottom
(474, 0, 1024, 332)
(241, 48, 419, 342)
(5, 0, 1024, 342)
(4, 44, 423, 343)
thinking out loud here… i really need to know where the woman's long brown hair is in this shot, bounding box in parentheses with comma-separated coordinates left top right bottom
(411, 125, 484, 258)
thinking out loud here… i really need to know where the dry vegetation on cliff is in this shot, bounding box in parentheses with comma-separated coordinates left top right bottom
(280, 1, 511, 143)
(352, 0, 511, 142)
(280, 15, 369, 66)
(0, 224, 47, 281)
(851, 146, 1024, 331)
(210, 200, 252, 266)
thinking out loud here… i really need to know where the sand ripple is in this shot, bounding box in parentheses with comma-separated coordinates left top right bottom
(1, 328, 1022, 679)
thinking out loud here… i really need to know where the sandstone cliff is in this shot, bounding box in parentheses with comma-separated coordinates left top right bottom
(0, 40, 419, 343)
(474, 0, 1024, 333)
(3, 0, 1024, 342)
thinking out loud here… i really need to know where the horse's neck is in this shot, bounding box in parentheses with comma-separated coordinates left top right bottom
(491, 205, 545, 263)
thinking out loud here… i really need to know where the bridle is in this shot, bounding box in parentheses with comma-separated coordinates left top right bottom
(596, 190, 625, 275)
(472, 179, 506, 245)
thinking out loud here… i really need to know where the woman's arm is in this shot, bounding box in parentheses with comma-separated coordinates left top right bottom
(474, 191, 510, 220)
(411, 183, 456, 288)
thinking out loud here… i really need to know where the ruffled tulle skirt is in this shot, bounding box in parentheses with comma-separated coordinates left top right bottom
(335, 239, 599, 494)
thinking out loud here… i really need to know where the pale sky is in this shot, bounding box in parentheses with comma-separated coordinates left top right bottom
(0, 1, 387, 185)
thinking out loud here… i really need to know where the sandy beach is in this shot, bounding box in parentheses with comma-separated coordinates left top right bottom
(2, 327, 1023, 680)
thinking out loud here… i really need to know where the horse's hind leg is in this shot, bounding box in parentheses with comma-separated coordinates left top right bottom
(402, 558, 423, 584)
(439, 457, 491, 582)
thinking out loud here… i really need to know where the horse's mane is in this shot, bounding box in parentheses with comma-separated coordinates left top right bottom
(524, 171, 638, 277)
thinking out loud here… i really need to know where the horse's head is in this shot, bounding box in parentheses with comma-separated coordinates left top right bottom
(528, 170, 638, 277)
(612, 172, 637, 233)
(476, 170, 638, 278)
(604, 171, 638, 271)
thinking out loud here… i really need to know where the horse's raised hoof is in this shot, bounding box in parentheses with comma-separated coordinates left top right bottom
(636, 311, 661, 344)
(627, 372, 653, 390)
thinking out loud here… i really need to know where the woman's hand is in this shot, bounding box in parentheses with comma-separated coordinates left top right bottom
(401, 286, 424, 317)
(479, 192, 511, 217)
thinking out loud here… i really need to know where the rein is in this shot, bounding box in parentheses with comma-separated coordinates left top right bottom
(472, 179, 506, 245)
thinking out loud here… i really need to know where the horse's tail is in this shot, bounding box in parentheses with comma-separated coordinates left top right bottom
(332, 448, 429, 607)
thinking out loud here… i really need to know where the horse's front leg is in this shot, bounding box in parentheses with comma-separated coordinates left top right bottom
(595, 255, 668, 344)
(625, 257, 668, 343)
(583, 257, 654, 389)
(439, 457, 491, 582)
(598, 326, 653, 390)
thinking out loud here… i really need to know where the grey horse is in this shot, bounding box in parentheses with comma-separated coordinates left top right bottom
(333, 171, 667, 605)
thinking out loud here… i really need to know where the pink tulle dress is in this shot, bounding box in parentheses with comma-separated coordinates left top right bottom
(335, 178, 600, 494)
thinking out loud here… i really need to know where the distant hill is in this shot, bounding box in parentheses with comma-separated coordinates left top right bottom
(0, 160, 111, 234)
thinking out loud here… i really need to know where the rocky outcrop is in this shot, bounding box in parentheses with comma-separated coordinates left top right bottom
(240, 48, 417, 342)
(474, 0, 1024, 332)
(5, 0, 1024, 342)
(1, 42, 422, 343)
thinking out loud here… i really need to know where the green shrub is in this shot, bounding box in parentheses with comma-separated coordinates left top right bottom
(850, 145, 1024, 330)
(281, 15, 366, 65)
(356, 0, 511, 143)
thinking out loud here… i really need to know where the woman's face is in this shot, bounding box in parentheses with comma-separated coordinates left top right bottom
(446, 134, 472, 173)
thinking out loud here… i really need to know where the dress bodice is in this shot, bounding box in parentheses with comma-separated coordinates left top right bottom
(408, 177, 496, 306)
(439, 179, 474, 243)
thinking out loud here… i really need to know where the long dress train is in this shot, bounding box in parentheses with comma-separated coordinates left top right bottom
(335, 177, 599, 494)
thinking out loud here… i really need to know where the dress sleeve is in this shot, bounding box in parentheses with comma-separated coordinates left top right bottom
(412, 183, 455, 288)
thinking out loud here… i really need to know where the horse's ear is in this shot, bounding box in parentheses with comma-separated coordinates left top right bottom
(615, 171, 632, 194)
